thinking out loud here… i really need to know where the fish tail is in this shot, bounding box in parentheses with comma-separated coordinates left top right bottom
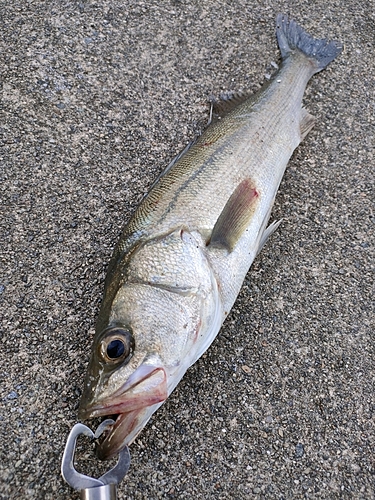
(276, 14, 342, 72)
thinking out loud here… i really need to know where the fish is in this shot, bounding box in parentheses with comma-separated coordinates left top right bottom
(78, 14, 342, 460)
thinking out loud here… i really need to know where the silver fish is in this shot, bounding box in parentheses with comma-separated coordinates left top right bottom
(78, 14, 341, 459)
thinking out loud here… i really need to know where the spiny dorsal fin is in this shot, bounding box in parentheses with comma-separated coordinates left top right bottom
(208, 179, 259, 252)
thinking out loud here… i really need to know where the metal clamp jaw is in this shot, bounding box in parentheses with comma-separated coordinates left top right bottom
(61, 420, 131, 500)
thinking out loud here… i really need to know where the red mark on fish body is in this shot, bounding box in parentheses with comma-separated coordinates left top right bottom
(193, 319, 202, 342)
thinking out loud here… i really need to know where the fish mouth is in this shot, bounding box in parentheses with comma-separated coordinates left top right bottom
(78, 366, 168, 460)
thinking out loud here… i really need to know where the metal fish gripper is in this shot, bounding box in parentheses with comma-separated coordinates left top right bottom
(61, 420, 131, 499)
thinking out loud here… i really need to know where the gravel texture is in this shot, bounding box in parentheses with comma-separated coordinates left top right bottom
(1, 1, 374, 498)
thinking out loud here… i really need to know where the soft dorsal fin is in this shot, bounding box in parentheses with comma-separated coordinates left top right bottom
(208, 179, 259, 252)
(300, 107, 315, 140)
(209, 91, 249, 124)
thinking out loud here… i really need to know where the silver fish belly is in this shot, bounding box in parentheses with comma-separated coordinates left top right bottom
(78, 14, 342, 459)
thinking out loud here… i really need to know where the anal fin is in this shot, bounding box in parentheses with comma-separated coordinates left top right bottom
(209, 179, 259, 252)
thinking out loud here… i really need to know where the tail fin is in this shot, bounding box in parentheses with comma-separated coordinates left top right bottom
(276, 14, 342, 72)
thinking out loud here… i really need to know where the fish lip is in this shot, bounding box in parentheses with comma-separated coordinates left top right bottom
(78, 366, 168, 459)
(79, 365, 167, 420)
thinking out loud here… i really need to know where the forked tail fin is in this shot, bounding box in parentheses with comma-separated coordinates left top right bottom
(276, 14, 342, 72)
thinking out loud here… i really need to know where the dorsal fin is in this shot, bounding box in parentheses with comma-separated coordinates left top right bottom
(209, 91, 249, 124)
(300, 107, 315, 140)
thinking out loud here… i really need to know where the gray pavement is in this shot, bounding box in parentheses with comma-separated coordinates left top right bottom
(1, 1, 374, 498)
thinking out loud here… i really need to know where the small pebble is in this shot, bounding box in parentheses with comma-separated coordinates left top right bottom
(295, 443, 305, 458)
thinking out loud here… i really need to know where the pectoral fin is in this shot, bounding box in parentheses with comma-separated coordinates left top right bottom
(209, 179, 259, 252)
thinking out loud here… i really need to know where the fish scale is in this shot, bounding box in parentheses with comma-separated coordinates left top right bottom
(123, 57, 307, 239)
(79, 14, 342, 460)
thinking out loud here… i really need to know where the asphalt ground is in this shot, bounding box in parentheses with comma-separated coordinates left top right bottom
(1, 1, 374, 498)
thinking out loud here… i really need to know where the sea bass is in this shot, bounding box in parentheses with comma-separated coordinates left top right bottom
(78, 14, 341, 459)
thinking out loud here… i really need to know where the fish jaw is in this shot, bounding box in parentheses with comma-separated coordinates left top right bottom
(96, 404, 163, 460)
(78, 365, 168, 460)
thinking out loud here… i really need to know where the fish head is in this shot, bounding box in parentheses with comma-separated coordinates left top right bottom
(78, 281, 201, 460)
(78, 324, 168, 460)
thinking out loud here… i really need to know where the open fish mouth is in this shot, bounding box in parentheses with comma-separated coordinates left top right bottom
(95, 407, 149, 460)
(78, 366, 168, 460)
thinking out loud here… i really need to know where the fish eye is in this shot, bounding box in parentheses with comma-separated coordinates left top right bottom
(107, 339, 125, 359)
(99, 327, 134, 364)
